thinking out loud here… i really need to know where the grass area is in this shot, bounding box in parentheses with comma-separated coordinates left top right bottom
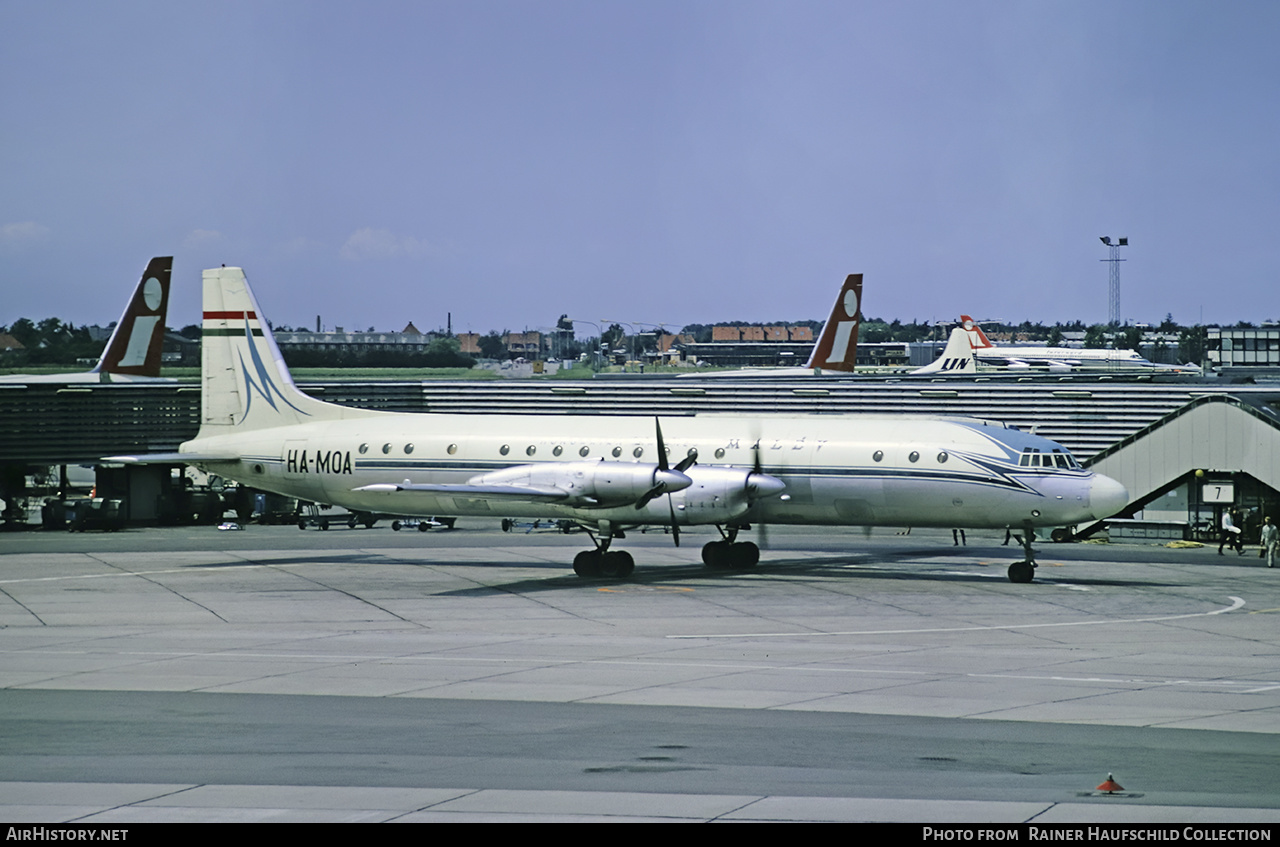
(0, 366, 90, 376)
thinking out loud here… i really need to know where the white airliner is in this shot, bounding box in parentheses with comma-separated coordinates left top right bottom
(678, 273, 863, 377)
(109, 266, 1129, 583)
(0, 257, 175, 384)
(954, 315, 1200, 374)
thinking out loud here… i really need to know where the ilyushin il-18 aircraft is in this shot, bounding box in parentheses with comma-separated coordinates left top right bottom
(0, 257, 174, 384)
(109, 266, 1130, 583)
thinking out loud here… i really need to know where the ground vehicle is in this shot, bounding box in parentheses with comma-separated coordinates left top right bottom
(391, 517, 456, 532)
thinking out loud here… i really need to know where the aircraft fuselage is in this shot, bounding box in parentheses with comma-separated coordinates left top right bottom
(187, 411, 1116, 531)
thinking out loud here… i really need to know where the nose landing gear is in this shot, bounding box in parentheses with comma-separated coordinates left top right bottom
(1008, 522, 1038, 583)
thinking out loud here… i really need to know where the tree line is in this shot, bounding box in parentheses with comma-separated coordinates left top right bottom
(0, 313, 1241, 369)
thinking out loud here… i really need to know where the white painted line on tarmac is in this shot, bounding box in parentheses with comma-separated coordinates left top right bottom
(0, 563, 290, 584)
(6, 646, 1276, 694)
(667, 596, 1246, 639)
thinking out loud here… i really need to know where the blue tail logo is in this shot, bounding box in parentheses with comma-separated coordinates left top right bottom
(235, 315, 310, 423)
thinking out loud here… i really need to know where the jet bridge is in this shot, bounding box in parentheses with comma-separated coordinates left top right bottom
(1085, 394, 1280, 538)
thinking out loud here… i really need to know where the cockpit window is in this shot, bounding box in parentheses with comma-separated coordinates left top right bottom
(1019, 448, 1079, 470)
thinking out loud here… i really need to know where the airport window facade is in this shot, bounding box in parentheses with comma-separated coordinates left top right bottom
(1207, 327, 1280, 367)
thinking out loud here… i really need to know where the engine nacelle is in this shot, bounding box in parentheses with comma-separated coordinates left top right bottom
(644, 465, 786, 526)
(470, 460, 691, 507)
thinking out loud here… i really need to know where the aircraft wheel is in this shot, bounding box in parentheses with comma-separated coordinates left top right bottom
(391, 520, 402, 531)
(501, 519, 513, 532)
(1050, 528, 1072, 543)
(702, 540, 731, 570)
(600, 550, 634, 578)
(1008, 562, 1035, 583)
(297, 520, 307, 531)
(320, 520, 329, 530)
(734, 541, 760, 569)
(573, 550, 602, 577)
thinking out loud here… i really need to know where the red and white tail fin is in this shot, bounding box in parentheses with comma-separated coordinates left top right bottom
(805, 273, 862, 372)
(959, 315, 994, 349)
(92, 256, 173, 379)
(912, 326, 977, 375)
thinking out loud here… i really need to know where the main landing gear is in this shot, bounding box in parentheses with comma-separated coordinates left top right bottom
(701, 526, 759, 570)
(1007, 522, 1038, 584)
(572, 520, 635, 578)
(573, 547, 635, 578)
(570, 522, 761, 578)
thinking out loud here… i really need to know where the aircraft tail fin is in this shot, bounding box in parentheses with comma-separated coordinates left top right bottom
(912, 326, 977, 375)
(197, 266, 375, 433)
(959, 315, 994, 349)
(92, 256, 173, 379)
(804, 273, 862, 372)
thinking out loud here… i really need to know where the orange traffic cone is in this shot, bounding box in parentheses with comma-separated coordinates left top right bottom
(1097, 773, 1124, 793)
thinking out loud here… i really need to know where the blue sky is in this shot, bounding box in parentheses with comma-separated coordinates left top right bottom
(2, 1, 1277, 337)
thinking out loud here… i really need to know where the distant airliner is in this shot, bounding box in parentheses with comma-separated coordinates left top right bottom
(0, 257, 175, 384)
(925, 315, 1202, 374)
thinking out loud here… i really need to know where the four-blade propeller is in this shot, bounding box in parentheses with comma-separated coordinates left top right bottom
(635, 418, 697, 546)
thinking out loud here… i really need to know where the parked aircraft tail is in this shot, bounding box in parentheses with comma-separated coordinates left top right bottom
(92, 256, 173, 379)
(959, 315, 994, 350)
(198, 266, 378, 433)
(804, 273, 862, 372)
(912, 326, 977, 375)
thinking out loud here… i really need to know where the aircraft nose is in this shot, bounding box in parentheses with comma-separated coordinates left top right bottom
(1089, 474, 1129, 519)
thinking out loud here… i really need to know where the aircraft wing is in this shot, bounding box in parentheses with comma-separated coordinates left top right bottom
(101, 452, 241, 464)
(355, 481, 578, 504)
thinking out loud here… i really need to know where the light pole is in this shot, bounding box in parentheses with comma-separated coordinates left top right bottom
(1100, 236, 1128, 326)
(567, 318, 602, 372)
(601, 320, 670, 371)
(600, 319, 639, 369)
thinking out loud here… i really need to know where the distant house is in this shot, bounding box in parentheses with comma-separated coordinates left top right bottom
(503, 331, 543, 357)
(676, 324, 818, 367)
(274, 324, 445, 354)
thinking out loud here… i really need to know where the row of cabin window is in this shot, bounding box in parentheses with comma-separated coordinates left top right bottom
(353, 442, 963, 466)
(871, 450, 949, 464)
(355, 442, 717, 459)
